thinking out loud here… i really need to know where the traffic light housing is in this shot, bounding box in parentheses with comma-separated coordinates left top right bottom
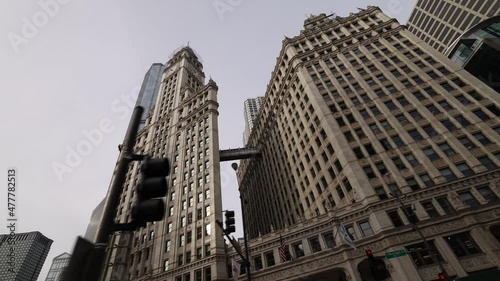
(438, 272, 447, 280)
(225, 211, 236, 234)
(363, 250, 390, 281)
(131, 157, 170, 227)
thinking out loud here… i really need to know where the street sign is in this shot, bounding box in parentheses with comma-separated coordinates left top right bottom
(385, 249, 407, 259)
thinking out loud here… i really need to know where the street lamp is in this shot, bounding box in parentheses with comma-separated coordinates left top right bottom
(384, 173, 450, 279)
(232, 162, 252, 281)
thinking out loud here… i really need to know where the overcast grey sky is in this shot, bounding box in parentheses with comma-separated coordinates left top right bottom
(0, 1, 416, 279)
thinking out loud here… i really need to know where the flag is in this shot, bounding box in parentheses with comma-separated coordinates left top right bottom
(279, 234, 287, 262)
(231, 258, 241, 281)
(337, 223, 356, 250)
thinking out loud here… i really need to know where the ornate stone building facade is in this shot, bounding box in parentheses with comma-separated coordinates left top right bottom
(236, 6, 500, 281)
(104, 47, 227, 281)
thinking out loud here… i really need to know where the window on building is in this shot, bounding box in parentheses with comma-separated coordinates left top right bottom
(458, 191, 480, 207)
(309, 237, 322, 253)
(265, 252, 275, 267)
(392, 156, 407, 170)
(438, 143, 455, 156)
(387, 210, 404, 227)
(346, 225, 358, 240)
(205, 244, 211, 256)
(406, 177, 420, 191)
(337, 186, 345, 199)
(421, 201, 439, 218)
(323, 232, 335, 248)
(164, 260, 169, 272)
(473, 132, 491, 145)
(473, 109, 490, 120)
(179, 234, 185, 247)
(375, 186, 388, 200)
(359, 221, 374, 237)
(424, 147, 440, 160)
(204, 267, 212, 281)
(196, 247, 202, 260)
(165, 240, 171, 252)
(436, 196, 454, 215)
(292, 242, 305, 258)
(405, 241, 442, 267)
(476, 185, 498, 203)
(456, 162, 474, 177)
(254, 256, 263, 270)
(445, 232, 481, 257)
(408, 129, 424, 141)
(439, 167, 457, 181)
(409, 110, 423, 121)
(380, 138, 392, 150)
(478, 156, 496, 170)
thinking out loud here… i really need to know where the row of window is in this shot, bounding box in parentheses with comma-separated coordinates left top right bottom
(406, 231, 482, 268)
(386, 185, 498, 227)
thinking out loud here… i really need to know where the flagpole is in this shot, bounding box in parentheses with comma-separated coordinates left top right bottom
(332, 222, 341, 243)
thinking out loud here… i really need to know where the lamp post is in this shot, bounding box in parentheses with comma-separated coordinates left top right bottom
(384, 173, 449, 279)
(231, 163, 252, 281)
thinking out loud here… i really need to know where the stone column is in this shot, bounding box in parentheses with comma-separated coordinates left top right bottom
(470, 227, 500, 265)
(433, 237, 467, 278)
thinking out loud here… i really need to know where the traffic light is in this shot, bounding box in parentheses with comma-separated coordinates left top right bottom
(131, 157, 170, 227)
(366, 249, 374, 260)
(225, 211, 236, 234)
(438, 272, 447, 280)
(371, 258, 390, 281)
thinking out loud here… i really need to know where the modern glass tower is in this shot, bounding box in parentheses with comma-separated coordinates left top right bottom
(104, 46, 226, 281)
(0, 231, 53, 281)
(446, 15, 500, 93)
(84, 197, 105, 243)
(236, 6, 500, 280)
(407, 0, 499, 53)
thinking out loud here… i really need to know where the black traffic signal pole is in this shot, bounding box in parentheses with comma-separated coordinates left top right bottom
(232, 162, 252, 281)
(393, 192, 450, 279)
(384, 173, 449, 280)
(239, 190, 252, 281)
(94, 106, 144, 280)
(216, 217, 251, 281)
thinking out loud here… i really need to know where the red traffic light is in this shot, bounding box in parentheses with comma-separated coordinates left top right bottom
(438, 273, 446, 280)
(366, 249, 374, 260)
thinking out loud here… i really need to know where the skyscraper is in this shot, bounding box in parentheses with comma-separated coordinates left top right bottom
(243, 97, 264, 145)
(406, 0, 499, 53)
(45, 252, 71, 281)
(236, 6, 500, 279)
(104, 46, 226, 281)
(84, 197, 105, 243)
(0, 231, 53, 281)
